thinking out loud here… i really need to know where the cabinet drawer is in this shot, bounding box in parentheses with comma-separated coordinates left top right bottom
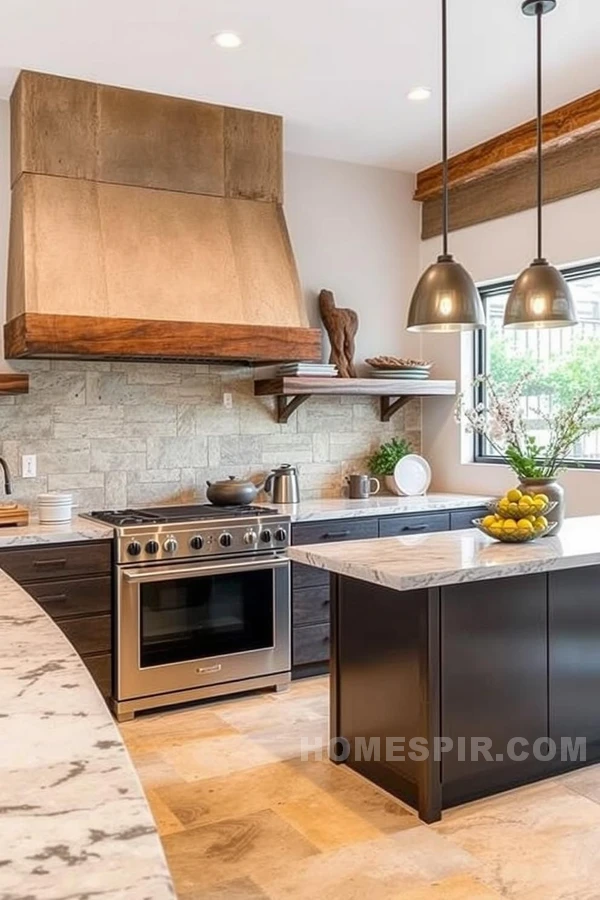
(292, 561, 328, 590)
(28, 576, 111, 620)
(379, 512, 450, 538)
(292, 517, 378, 547)
(293, 584, 330, 627)
(58, 614, 112, 656)
(450, 508, 489, 530)
(0, 541, 111, 584)
(293, 623, 330, 666)
(82, 653, 112, 699)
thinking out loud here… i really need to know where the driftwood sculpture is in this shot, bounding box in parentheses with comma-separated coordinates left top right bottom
(318, 289, 358, 379)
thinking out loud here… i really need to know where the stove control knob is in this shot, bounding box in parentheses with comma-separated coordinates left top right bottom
(275, 528, 288, 543)
(127, 541, 142, 557)
(145, 540, 160, 554)
(190, 535, 204, 551)
(219, 533, 233, 548)
(261, 529, 272, 543)
(244, 531, 257, 545)
(163, 537, 178, 553)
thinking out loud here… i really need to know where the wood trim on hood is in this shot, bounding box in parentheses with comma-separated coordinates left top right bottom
(4, 313, 322, 364)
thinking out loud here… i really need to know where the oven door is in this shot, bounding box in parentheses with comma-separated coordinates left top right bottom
(115, 555, 290, 701)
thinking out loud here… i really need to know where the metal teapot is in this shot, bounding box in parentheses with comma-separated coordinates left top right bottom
(264, 464, 300, 505)
(206, 476, 261, 507)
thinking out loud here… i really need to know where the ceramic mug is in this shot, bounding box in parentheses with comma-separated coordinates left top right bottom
(347, 474, 380, 500)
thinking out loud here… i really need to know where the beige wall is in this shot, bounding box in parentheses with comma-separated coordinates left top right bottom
(0, 100, 422, 505)
(420, 189, 600, 516)
(284, 152, 421, 370)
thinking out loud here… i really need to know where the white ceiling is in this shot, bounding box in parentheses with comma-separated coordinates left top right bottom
(0, 0, 599, 172)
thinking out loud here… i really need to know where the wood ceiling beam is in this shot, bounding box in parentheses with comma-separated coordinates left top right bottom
(414, 88, 600, 201)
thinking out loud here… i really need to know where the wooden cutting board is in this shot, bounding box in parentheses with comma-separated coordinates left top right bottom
(0, 503, 29, 527)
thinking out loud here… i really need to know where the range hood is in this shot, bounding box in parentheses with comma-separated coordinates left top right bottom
(5, 71, 321, 364)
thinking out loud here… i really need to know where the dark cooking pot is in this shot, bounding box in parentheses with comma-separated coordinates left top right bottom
(206, 475, 261, 506)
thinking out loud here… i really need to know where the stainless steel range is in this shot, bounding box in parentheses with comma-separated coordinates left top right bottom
(85, 504, 291, 721)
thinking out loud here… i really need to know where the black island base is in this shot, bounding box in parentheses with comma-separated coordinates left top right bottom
(328, 567, 600, 822)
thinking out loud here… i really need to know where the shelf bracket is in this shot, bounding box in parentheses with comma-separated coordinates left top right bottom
(380, 395, 412, 423)
(277, 394, 311, 423)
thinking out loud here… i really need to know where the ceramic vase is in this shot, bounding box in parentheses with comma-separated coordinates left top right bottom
(518, 477, 565, 534)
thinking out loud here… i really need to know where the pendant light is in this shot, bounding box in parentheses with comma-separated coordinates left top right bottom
(503, 0, 577, 329)
(407, 0, 484, 333)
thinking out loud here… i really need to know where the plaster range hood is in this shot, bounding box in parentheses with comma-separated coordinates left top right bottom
(4, 71, 321, 364)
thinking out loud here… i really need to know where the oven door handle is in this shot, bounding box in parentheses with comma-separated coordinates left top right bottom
(123, 556, 289, 583)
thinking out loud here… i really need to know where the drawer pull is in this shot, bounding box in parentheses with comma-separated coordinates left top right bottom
(39, 593, 68, 603)
(401, 524, 427, 532)
(323, 530, 351, 539)
(33, 558, 67, 568)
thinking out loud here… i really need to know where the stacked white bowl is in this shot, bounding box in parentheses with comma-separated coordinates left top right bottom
(38, 492, 73, 524)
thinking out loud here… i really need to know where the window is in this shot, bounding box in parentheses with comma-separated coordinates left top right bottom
(475, 262, 600, 466)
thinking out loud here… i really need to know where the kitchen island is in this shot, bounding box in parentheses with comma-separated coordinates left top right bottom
(289, 516, 600, 822)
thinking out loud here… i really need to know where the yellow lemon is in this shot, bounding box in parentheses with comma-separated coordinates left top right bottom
(518, 496, 533, 514)
(534, 493, 549, 506)
(517, 519, 534, 534)
(534, 516, 548, 533)
(507, 488, 523, 503)
(507, 502, 521, 518)
(503, 518, 518, 533)
(498, 497, 510, 512)
(482, 515, 497, 529)
(533, 497, 547, 512)
(527, 514, 536, 523)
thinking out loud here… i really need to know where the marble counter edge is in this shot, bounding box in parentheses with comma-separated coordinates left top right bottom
(0, 567, 175, 898)
(288, 518, 600, 593)
(0, 515, 114, 547)
(269, 493, 493, 522)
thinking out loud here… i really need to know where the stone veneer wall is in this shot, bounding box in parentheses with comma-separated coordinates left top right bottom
(0, 360, 421, 511)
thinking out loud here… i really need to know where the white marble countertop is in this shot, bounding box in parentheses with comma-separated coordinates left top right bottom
(0, 514, 113, 548)
(268, 492, 491, 522)
(289, 516, 600, 592)
(0, 568, 174, 900)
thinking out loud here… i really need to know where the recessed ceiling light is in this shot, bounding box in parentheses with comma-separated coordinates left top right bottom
(407, 86, 432, 101)
(213, 31, 243, 49)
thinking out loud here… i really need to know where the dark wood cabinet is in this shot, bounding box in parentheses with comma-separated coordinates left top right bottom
(290, 505, 484, 678)
(379, 512, 450, 537)
(450, 507, 489, 530)
(0, 540, 113, 699)
(441, 574, 548, 804)
(549, 567, 600, 756)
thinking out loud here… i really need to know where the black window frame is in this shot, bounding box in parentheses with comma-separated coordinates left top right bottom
(474, 260, 600, 470)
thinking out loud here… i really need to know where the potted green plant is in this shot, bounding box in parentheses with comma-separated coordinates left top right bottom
(456, 373, 600, 532)
(368, 437, 412, 495)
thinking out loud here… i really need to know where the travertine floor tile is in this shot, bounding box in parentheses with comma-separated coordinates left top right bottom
(398, 874, 504, 899)
(557, 761, 600, 805)
(436, 781, 600, 897)
(178, 876, 268, 899)
(161, 808, 319, 894)
(121, 708, 237, 755)
(127, 750, 184, 791)
(163, 731, 281, 781)
(255, 826, 477, 900)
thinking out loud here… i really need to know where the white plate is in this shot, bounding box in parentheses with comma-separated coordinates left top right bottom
(393, 455, 432, 496)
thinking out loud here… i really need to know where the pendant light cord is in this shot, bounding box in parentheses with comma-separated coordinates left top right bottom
(536, 4, 543, 261)
(441, 0, 449, 257)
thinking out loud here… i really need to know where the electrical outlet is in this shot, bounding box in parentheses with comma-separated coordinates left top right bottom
(22, 454, 37, 478)
(223, 392, 233, 410)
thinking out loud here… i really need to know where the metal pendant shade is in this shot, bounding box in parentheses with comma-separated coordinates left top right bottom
(406, 0, 484, 334)
(407, 254, 485, 333)
(504, 0, 577, 330)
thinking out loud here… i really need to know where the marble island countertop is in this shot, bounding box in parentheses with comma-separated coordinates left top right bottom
(289, 516, 600, 592)
(0, 514, 113, 548)
(0, 568, 174, 900)
(268, 492, 491, 522)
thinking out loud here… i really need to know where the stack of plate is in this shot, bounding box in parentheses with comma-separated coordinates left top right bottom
(277, 363, 338, 377)
(369, 366, 431, 380)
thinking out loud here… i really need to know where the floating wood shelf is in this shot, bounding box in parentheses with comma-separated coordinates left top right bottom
(254, 377, 457, 423)
(0, 373, 29, 395)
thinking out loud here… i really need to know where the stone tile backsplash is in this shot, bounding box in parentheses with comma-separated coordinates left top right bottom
(0, 360, 421, 511)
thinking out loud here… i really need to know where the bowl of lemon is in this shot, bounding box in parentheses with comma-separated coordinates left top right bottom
(473, 488, 558, 543)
